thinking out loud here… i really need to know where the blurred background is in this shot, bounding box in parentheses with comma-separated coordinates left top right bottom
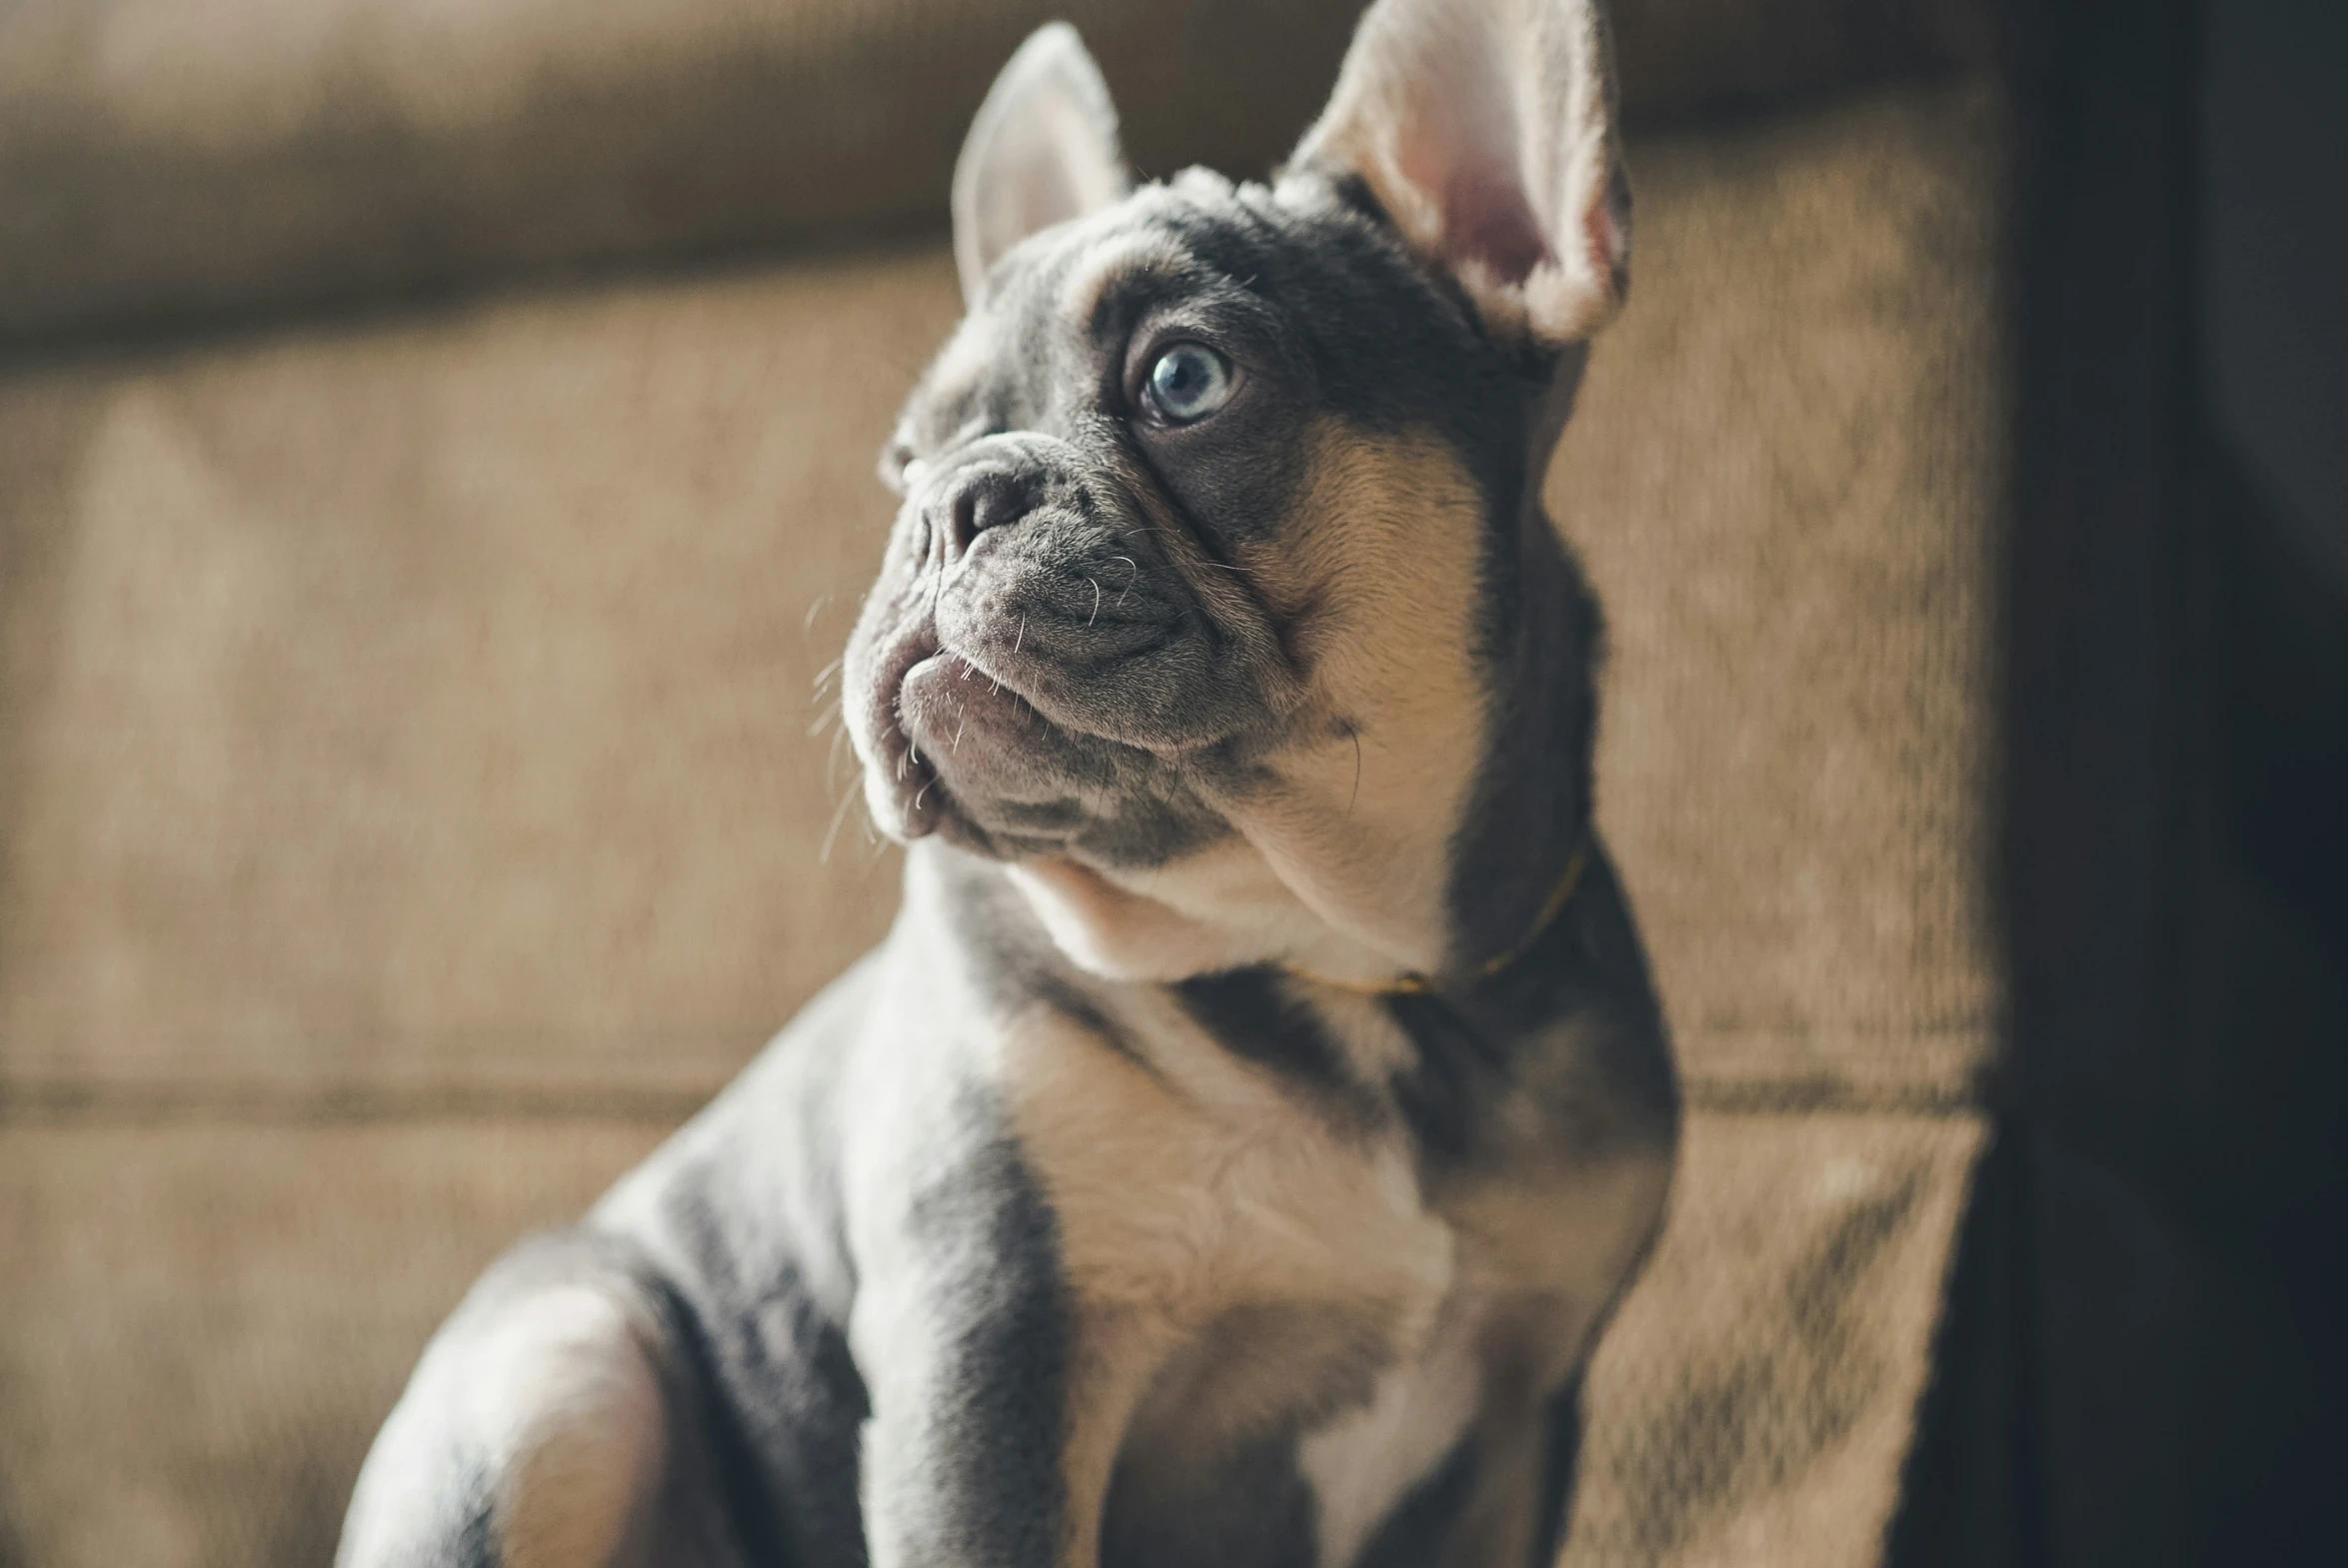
(0, 1, 2338, 1565)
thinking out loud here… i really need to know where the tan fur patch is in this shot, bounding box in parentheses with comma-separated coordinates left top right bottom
(491, 1287, 671, 1568)
(341, 1282, 673, 1568)
(1004, 1007, 1451, 1319)
(1210, 420, 1496, 977)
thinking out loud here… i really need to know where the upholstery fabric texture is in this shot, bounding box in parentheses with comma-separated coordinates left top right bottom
(0, 0, 1987, 342)
(0, 3, 2006, 1562)
(1550, 83, 2004, 1567)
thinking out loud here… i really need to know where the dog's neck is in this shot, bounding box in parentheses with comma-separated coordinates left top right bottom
(1446, 500, 1602, 969)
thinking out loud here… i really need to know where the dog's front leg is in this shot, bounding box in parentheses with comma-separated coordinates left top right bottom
(853, 1221, 1167, 1568)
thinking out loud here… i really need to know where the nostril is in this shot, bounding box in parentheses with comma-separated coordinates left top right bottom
(968, 477, 1032, 541)
(940, 473, 1031, 558)
(949, 488, 982, 555)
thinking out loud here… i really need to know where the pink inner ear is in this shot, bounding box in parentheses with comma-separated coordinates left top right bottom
(1399, 47, 1552, 290)
(1441, 165, 1553, 286)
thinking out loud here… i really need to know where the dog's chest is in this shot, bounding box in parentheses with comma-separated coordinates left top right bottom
(1001, 988, 1655, 1315)
(1000, 997, 1656, 1566)
(1001, 1001, 1457, 1332)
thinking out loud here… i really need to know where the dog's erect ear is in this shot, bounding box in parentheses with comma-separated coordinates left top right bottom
(1289, 0, 1629, 345)
(952, 23, 1132, 309)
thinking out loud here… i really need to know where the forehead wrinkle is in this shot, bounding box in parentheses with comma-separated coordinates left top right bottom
(1061, 229, 1198, 346)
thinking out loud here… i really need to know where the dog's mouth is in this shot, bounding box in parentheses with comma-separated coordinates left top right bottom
(897, 649, 1042, 842)
(858, 613, 1086, 850)
(855, 582, 1272, 866)
(857, 622, 951, 842)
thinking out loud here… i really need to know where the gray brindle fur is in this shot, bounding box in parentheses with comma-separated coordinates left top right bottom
(338, 2, 1678, 1564)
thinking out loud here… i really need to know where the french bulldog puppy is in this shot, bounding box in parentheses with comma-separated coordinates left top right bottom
(337, 1, 1677, 1564)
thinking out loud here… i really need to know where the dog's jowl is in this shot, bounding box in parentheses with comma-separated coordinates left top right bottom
(337, 2, 1679, 1564)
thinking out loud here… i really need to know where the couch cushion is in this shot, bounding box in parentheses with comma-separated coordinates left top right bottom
(0, 249, 954, 1111)
(1555, 84, 2006, 1110)
(0, 0, 1989, 342)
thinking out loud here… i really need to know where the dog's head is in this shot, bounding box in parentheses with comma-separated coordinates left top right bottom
(844, 0, 1630, 986)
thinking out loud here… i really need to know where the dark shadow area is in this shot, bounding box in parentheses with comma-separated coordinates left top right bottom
(1889, 0, 2348, 1562)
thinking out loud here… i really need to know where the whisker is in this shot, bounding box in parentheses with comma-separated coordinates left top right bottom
(1015, 615, 1027, 654)
(818, 784, 859, 864)
(1088, 579, 1102, 627)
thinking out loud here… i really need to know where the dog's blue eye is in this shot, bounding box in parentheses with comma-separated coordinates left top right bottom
(1144, 343, 1234, 424)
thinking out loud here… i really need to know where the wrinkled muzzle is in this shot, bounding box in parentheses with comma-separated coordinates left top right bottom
(841, 433, 1280, 865)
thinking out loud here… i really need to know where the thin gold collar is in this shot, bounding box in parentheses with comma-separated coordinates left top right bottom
(1280, 839, 1592, 997)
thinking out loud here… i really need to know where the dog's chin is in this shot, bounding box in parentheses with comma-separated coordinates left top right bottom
(879, 649, 1077, 855)
(854, 639, 1236, 868)
(847, 634, 1099, 853)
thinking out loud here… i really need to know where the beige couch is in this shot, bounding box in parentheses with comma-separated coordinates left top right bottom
(0, 3, 2004, 1564)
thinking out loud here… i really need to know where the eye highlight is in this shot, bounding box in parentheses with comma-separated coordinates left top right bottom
(1142, 342, 1235, 425)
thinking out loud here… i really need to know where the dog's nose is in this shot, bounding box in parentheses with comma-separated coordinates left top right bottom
(930, 468, 1038, 561)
